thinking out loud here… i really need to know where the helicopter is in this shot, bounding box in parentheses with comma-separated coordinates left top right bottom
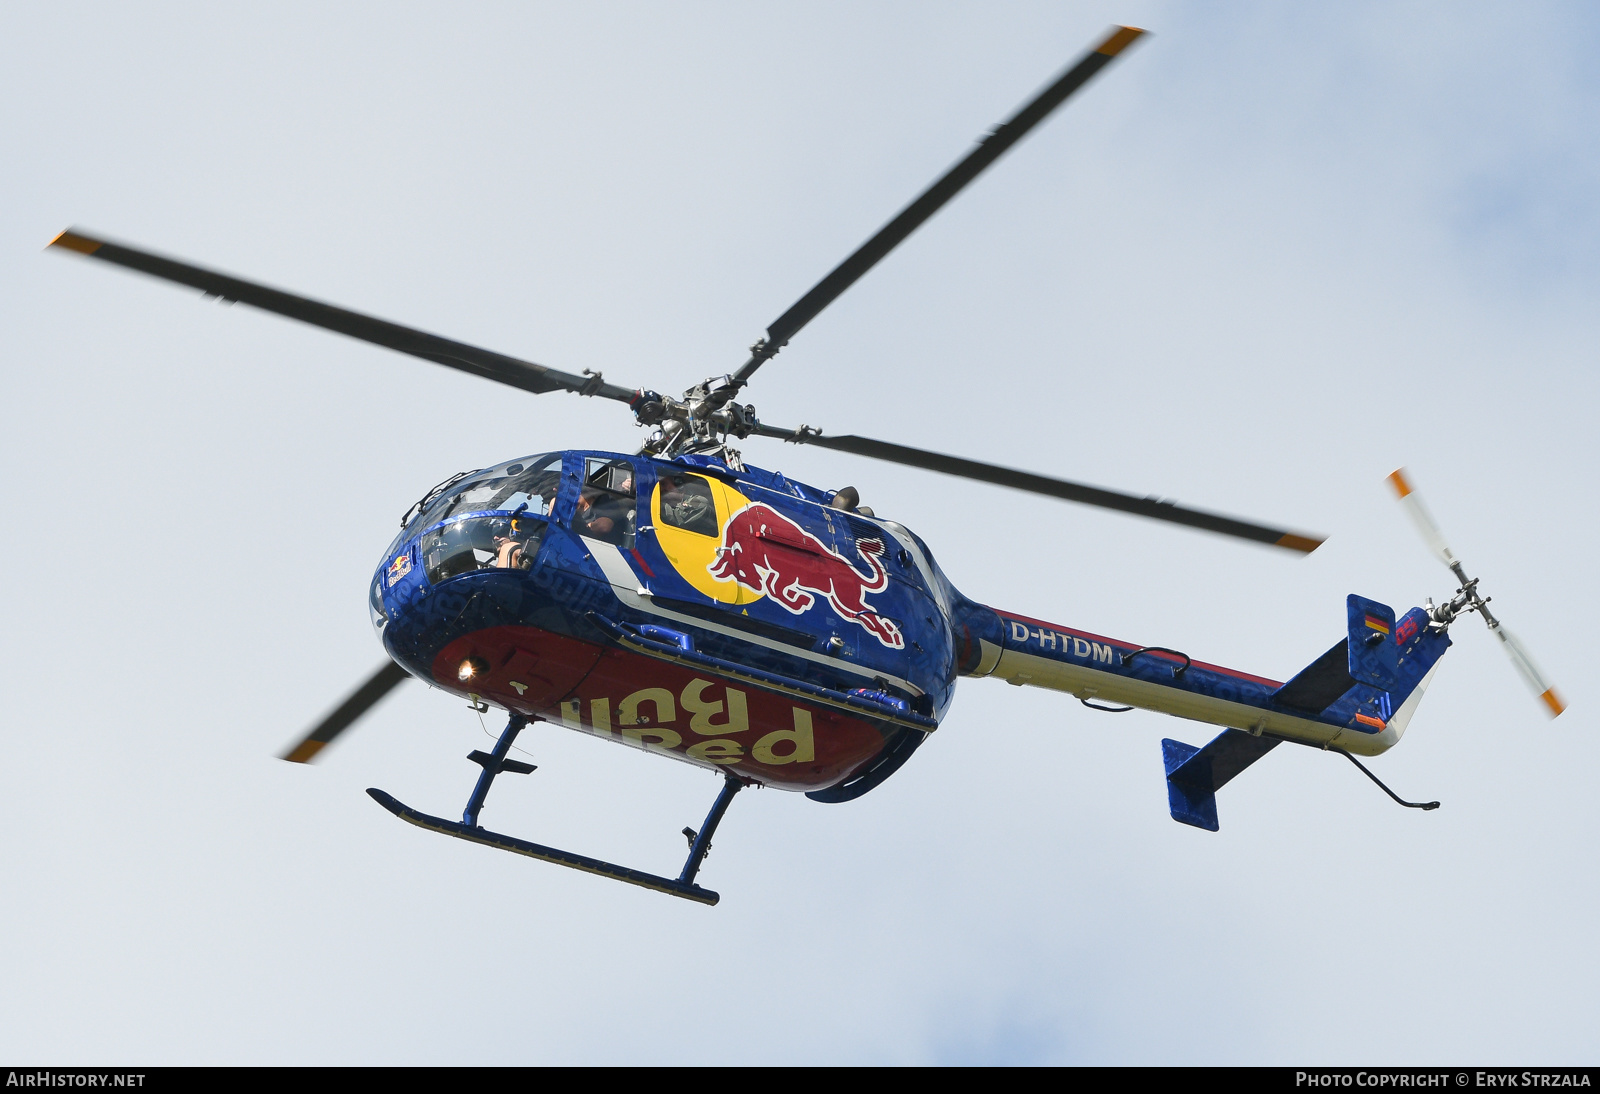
(46, 25, 1564, 906)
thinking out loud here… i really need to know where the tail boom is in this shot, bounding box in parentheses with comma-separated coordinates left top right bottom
(961, 599, 1450, 757)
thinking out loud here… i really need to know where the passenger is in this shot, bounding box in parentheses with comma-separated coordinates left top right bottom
(661, 477, 716, 535)
(574, 491, 616, 537)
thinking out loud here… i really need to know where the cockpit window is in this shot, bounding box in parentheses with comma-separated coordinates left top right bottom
(421, 514, 548, 584)
(575, 457, 636, 547)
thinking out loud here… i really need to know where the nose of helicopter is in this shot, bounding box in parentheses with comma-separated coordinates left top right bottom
(374, 538, 534, 673)
(369, 519, 599, 712)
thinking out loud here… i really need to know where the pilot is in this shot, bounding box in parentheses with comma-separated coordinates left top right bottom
(493, 529, 533, 569)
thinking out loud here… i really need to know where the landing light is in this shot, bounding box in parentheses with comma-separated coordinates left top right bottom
(457, 656, 489, 683)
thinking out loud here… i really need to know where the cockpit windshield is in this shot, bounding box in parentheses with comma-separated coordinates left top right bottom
(398, 453, 565, 585)
(420, 454, 564, 528)
(389, 454, 564, 556)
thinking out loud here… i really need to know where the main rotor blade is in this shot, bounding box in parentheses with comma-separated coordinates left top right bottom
(282, 660, 410, 763)
(48, 229, 637, 402)
(733, 25, 1146, 385)
(1494, 626, 1567, 718)
(1387, 468, 1458, 569)
(754, 424, 1323, 553)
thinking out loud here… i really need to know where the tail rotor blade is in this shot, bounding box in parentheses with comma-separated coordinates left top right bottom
(282, 660, 410, 763)
(1387, 468, 1457, 568)
(1388, 468, 1566, 719)
(1494, 626, 1567, 718)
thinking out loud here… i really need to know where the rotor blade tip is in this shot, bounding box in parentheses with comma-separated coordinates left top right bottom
(1275, 532, 1326, 555)
(1540, 688, 1567, 718)
(48, 229, 101, 255)
(281, 739, 328, 764)
(1387, 468, 1413, 498)
(1096, 26, 1147, 56)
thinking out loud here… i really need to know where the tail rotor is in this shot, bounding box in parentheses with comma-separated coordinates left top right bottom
(1387, 468, 1566, 718)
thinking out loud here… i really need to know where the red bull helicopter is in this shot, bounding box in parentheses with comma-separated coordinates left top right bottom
(47, 26, 1564, 906)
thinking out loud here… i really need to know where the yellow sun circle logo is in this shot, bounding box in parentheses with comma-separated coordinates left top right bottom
(650, 475, 763, 606)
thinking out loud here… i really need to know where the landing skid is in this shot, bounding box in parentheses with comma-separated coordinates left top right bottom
(368, 714, 743, 906)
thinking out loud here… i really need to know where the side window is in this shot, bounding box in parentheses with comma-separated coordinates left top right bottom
(577, 458, 637, 547)
(655, 473, 719, 537)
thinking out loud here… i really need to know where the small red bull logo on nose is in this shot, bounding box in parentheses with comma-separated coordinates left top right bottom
(707, 502, 904, 649)
(386, 552, 412, 586)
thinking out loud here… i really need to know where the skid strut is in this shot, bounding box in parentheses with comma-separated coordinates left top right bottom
(369, 714, 744, 905)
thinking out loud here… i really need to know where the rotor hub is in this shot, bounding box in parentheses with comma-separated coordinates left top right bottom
(636, 375, 757, 458)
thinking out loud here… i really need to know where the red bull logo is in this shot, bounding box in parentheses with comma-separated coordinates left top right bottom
(386, 551, 412, 586)
(707, 502, 904, 649)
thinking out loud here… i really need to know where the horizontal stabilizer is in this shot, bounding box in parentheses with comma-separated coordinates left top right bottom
(1162, 730, 1281, 832)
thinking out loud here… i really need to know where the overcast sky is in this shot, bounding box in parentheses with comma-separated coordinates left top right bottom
(2, 1, 1596, 1065)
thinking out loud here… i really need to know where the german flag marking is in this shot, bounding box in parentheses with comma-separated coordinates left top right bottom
(1095, 26, 1146, 57)
(1364, 614, 1390, 634)
(1274, 532, 1324, 554)
(1388, 468, 1413, 498)
(284, 739, 328, 764)
(49, 229, 103, 255)
(1541, 688, 1567, 717)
